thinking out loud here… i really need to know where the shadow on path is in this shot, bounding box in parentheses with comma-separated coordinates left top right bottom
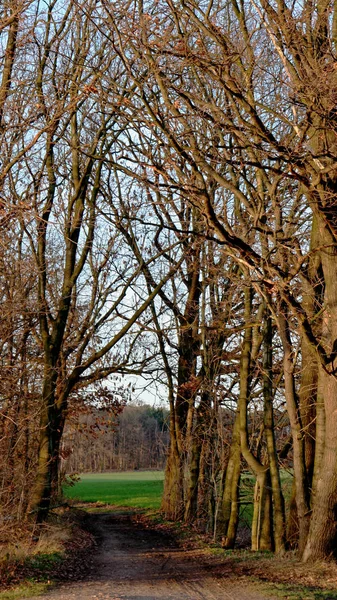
(31, 510, 277, 600)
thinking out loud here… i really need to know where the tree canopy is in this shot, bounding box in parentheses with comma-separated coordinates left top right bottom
(1, 0, 337, 562)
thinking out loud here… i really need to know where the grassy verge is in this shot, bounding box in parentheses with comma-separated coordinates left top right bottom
(0, 509, 95, 600)
(205, 548, 337, 599)
(0, 582, 49, 600)
(260, 581, 337, 600)
(0, 554, 63, 600)
(134, 511, 337, 600)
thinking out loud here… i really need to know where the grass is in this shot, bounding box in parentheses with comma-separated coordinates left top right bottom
(0, 509, 94, 599)
(0, 553, 62, 599)
(63, 470, 165, 509)
(206, 547, 337, 600)
(63, 469, 292, 520)
(239, 469, 294, 527)
(24, 552, 63, 574)
(0, 543, 64, 600)
(0, 582, 49, 599)
(260, 581, 337, 600)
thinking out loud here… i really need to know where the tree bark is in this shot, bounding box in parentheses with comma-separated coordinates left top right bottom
(162, 235, 201, 519)
(221, 410, 241, 549)
(239, 286, 273, 551)
(184, 396, 209, 523)
(263, 307, 286, 554)
(278, 309, 311, 556)
(303, 217, 337, 561)
(29, 366, 66, 521)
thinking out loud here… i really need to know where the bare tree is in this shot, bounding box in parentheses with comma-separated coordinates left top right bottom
(2, 0, 337, 562)
(0, 0, 183, 522)
(100, 0, 337, 559)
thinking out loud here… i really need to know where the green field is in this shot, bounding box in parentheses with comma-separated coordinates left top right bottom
(63, 471, 165, 509)
(64, 469, 293, 517)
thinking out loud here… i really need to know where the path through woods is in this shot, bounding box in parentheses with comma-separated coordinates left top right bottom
(30, 511, 278, 600)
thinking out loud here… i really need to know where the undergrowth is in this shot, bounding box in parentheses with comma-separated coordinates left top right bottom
(0, 507, 95, 599)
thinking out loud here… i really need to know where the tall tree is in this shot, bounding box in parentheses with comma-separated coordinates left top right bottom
(101, 0, 337, 559)
(1, 0, 182, 522)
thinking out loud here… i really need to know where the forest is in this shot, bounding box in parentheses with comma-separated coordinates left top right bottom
(62, 404, 169, 473)
(1, 0, 337, 564)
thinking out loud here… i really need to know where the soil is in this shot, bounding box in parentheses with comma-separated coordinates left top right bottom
(30, 510, 278, 600)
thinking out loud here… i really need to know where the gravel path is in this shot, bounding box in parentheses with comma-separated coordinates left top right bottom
(31, 511, 278, 600)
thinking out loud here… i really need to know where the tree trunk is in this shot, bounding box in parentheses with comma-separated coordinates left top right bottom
(303, 217, 337, 561)
(239, 286, 273, 551)
(162, 441, 184, 520)
(194, 428, 215, 532)
(287, 479, 299, 549)
(162, 248, 201, 519)
(278, 310, 311, 556)
(221, 410, 241, 549)
(184, 399, 207, 523)
(251, 471, 273, 552)
(29, 370, 66, 522)
(263, 307, 286, 553)
(301, 215, 324, 491)
(184, 432, 201, 523)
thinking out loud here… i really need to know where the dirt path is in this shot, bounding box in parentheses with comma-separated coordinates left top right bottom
(32, 511, 278, 600)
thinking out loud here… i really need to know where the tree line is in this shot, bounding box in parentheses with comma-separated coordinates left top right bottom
(1, 0, 337, 562)
(63, 404, 169, 473)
